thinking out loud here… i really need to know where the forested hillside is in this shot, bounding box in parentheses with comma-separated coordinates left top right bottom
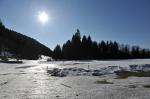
(53, 29, 150, 60)
(0, 21, 52, 59)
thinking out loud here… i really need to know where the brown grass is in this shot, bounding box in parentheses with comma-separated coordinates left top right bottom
(143, 84, 150, 88)
(95, 79, 114, 84)
(115, 71, 150, 78)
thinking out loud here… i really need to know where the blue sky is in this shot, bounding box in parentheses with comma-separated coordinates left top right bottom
(0, 0, 150, 49)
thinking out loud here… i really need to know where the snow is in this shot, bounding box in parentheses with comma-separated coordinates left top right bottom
(47, 64, 150, 77)
(1, 59, 150, 98)
(47, 59, 150, 77)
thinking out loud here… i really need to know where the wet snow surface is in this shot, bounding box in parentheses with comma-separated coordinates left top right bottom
(1, 59, 150, 99)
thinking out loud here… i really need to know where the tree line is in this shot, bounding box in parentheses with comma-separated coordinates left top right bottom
(53, 29, 150, 60)
(1, 19, 150, 60)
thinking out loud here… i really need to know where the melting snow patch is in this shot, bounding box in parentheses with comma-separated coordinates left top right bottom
(47, 64, 150, 77)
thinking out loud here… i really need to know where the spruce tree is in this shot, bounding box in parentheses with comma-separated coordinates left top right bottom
(53, 45, 62, 60)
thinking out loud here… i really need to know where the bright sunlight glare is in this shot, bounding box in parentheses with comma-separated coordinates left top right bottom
(38, 11, 49, 24)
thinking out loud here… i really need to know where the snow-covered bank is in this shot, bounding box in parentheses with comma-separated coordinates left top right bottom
(47, 64, 150, 77)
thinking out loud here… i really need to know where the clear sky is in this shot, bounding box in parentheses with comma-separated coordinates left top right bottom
(0, 0, 150, 50)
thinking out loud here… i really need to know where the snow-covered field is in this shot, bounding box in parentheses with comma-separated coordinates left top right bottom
(1, 59, 150, 99)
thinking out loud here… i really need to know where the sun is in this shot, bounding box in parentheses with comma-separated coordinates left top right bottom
(38, 11, 49, 24)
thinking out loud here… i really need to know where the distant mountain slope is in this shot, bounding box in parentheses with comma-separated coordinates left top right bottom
(0, 21, 52, 59)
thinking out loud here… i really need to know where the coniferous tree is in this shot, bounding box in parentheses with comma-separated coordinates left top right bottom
(81, 35, 88, 59)
(119, 44, 131, 59)
(53, 45, 62, 60)
(87, 35, 92, 59)
(62, 40, 72, 60)
(71, 29, 82, 59)
(132, 46, 140, 58)
(99, 40, 107, 59)
(112, 41, 119, 58)
(92, 41, 98, 59)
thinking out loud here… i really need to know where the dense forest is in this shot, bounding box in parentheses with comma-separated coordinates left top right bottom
(0, 21, 52, 60)
(53, 29, 150, 60)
